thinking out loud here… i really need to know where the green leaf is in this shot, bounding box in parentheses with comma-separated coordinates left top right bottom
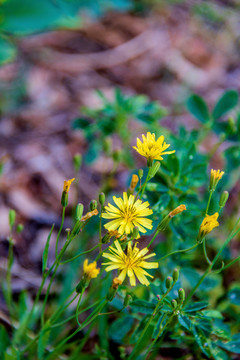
(186, 94, 210, 123)
(38, 324, 50, 359)
(0, 36, 17, 65)
(131, 300, 156, 314)
(0, 325, 10, 357)
(109, 316, 134, 343)
(228, 286, 240, 306)
(212, 90, 238, 120)
(202, 310, 223, 319)
(217, 334, 240, 354)
(178, 314, 192, 331)
(184, 301, 208, 313)
(42, 224, 54, 274)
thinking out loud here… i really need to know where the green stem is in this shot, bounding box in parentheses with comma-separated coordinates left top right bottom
(60, 244, 99, 265)
(220, 255, 240, 272)
(46, 300, 108, 359)
(99, 209, 103, 253)
(76, 289, 85, 326)
(55, 207, 66, 258)
(139, 168, 151, 200)
(184, 216, 240, 306)
(129, 282, 176, 360)
(156, 243, 198, 262)
(203, 238, 211, 265)
(6, 237, 14, 317)
(205, 190, 213, 216)
(147, 230, 160, 248)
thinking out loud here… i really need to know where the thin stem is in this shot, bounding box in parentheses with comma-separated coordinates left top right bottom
(55, 207, 66, 258)
(156, 243, 199, 262)
(184, 265, 211, 306)
(6, 237, 14, 317)
(220, 255, 240, 272)
(99, 209, 103, 253)
(139, 168, 151, 200)
(203, 238, 211, 265)
(129, 282, 176, 360)
(76, 289, 85, 327)
(205, 190, 213, 216)
(60, 244, 99, 265)
(147, 230, 160, 248)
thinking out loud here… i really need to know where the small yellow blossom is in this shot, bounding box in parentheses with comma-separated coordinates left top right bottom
(169, 204, 187, 218)
(81, 209, 98, 222)
(63, 178, 75, 193)
(112, 277, 122, 289)
(129, 174, 139, 192)
(133, 132, 175, 162)
(210, 169, 224, 191)
(83, 259, 100, 279)
(102, 240, 158, 286)
(199, 213, 219, 238)
(102, 192, 153, 236)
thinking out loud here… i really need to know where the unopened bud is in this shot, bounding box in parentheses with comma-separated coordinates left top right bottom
(219, 191, 229, 209)
(129, 174, 139, 193)
(149, 161, 160, 178)
(178, 288, 185, 302)
(16, 224, 24, 233)
(209, 169, 224, 191)
(138, 169, 143, 179)
(73, 153, 82, 172)
(112, 150, 121, 162)
(61, 191, 68, 207)
(171, 299, 178, 310)
(169, 205, 186, 218)
(124, 294, 132, 307)
(106, 278, 122, 301)
(9, 210, 16, 230)
(132, 226, 139, 240)
(166, 276, 173, 289)
(75, 203, 84, 221)
(99, 192, 105, 206)
(172, 268, 179, 282)
(103, 138, 112, 154)
(157, 214, 171, 231)
(90, 200, 98, 211)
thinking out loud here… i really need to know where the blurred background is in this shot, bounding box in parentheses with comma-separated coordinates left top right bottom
(0, 0, 240, 312)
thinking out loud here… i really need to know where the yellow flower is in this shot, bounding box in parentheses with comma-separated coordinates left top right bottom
(112, 277, 122, 289)
(200, 213, 219, 237)
(133, 132, 175, 161)
(169, 204, 187, 218)
(83, 259, 100, 279)
(102, 192, 153, 236)
(102, 240, 158, 286)
(63, 178, 75, 193)
(210, 169, 224, 191)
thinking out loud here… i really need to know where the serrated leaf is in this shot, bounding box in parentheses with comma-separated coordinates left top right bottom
(42, 224, 54, 274)
(212, 90, 238, 120)
(184, 301, 208, 313)
(186, 94, 210, 123)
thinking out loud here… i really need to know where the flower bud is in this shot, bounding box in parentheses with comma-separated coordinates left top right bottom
(112, 150, 121, 162)
(106, 278, 122, 301)
(61, 192, 68, 207)
(171, 299, 178, 310)
(209, 169, 224, 191)
(103, 138, 112, 154)
(172, 268, 179, 282)
(157, 214, 171, 231)
(219, 191, 229, 209)
(138, 169, 143, 179)
(75, 203, 84, 221)
(129, 174, 139, 193)
(124, 294, 132, 307)
(169, 205, 186, 218)
(73, 153, 82, 172)
(9, 209, 16, 230)
(166, 276, 173, 289)
(149, 161, 160, 178)
(90, 200, 98, 211)
(99, 192, 105, 206)
(178, 288, 185, 302)
(16, 224, 24, 233)
(132, 226, 139, 240)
